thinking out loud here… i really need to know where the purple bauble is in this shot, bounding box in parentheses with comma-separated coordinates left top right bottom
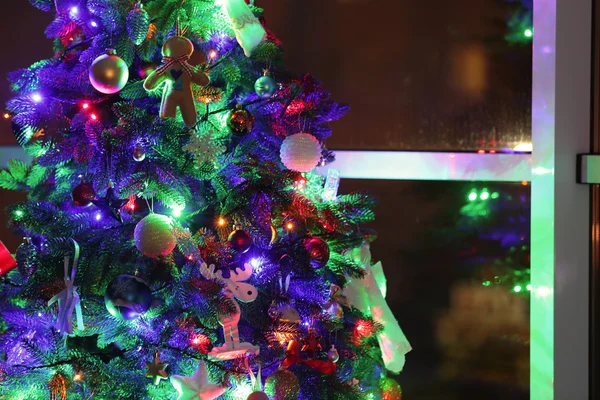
(105, 275, 152, 320)
(303, 237, 330, 269)
(228, 230, 252, 253)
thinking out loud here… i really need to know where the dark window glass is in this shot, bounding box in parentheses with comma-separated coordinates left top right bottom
(262, 0, 533, 151)
(339, 179, 530, 399)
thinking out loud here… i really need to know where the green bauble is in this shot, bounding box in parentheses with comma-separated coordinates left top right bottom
(254, 75, 277, 98)
(134, 213, 176, 258)
(265, 369, 300, 400)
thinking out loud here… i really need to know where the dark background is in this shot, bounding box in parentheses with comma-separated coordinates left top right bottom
(0, 1, 532, 398)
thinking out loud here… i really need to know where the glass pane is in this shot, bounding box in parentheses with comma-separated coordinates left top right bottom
(262, 0, 533, 152)
(338, 179, 530, 398)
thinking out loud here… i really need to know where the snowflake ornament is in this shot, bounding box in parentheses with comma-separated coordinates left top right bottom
(183, 130, 226, 169)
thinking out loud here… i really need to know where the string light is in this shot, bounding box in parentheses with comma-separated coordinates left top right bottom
(524, 28, 533, 37)
(81, 103, 90, 110)
(31, 93, 42, 103)
(480, 191, 490, 201)
(468, 192, 477, 201)
(526, 284, 532, 291)
(14, 210, 24, 218)
(90, 113, 98, 121)
(286, 222, 294, 231)
(3, 113, 10, 119)
(217, 217, 227, 227)
(95, 213, 102, 221)
(209, 50, 217, 59)
(73, 373, 83, 382)
(514, 285, 522, 293)
(90, 21, 98, 28)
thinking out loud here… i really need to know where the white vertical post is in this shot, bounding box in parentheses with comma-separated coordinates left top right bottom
(532, 0, 592, 399)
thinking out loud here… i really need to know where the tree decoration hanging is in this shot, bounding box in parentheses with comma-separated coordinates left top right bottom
(134, 213, 177, 258)
(104, 274, 152, 320)
(143, 23, 209, 127)
(227, 104, 255, 136)
(200, 263, 260, 360)
(126, 2, 150, 46)
(72, 180, 96, 207)
(379, 376, 403, 400)
(0, 241, 16, 278)
(255, 72, 277, 98)
(268, 274, 300, 324)
(15, 237, 39, 281)
(47, 239, 84, 335)
(280, 133, 322, 172)
(264, 369, 300, 400)
(183, 130, 226, 169)
(170, 360, 226, 400)
(133, 144, 146, 162)
(227, 228, 253, 253)
(303, 237, 330, 269)
(146, 349, 169, 386)
(220, 0, 266, 57)
(89, 49, 129, 94)
(92, 185, 128, 223)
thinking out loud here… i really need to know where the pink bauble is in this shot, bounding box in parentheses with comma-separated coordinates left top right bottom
(247, 392, 269, 400)
(280, 133, 322, 172)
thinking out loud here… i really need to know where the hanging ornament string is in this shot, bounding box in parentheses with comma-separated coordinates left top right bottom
(155, 55, 195, 78)
(48, 239, 84, 334)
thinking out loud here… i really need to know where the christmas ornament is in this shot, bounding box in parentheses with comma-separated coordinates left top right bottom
(92, 185, 128, 223)
(146, 349, 169, 386)
(48, 239, 84, 334)
(143, 29, 209, 127)
(200, 263, 260, 360)
(303, 237, 330, 269)
(0, 241, 17, 278)
(104, 274, 152, 320)
(227, 105, 255, 136)
(183, 130, 226, 169)
(280, 133, 322, 173)
(327, 345, 340, 363)
(322, 168, 340, 201)
(301, 327, 323, 359)
(228, 229, 252, 253)
(344, 244, 412, 373)
(16, 237, 39, 281)
(72, 181, 96, 207)
(264, 369, 300, 400)
(323, 284, 348, 320)
(127, 3, 150, 46)
(280, 340, 336, 375)
(125, 195, 149, 214)
(135, 213, 177, 258)
(380, 377, 402, 400)
(48, 373, 67, 400)
(89, 49, 129, 94)
(170, 360, 226, 400)
(221, 0, 266, 57)
(269, 274, 300, 323)
(247, 366, 268, 400)
(247, 392, 269, 400)
(254, 74, 277, 98)
(133, 144, 146, 162)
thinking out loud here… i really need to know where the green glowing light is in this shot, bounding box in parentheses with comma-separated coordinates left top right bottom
(524, 29, 533, 37)
(491, 192, 500, 199)
(527, 284, 532, 291)
(172, 208, 182, 218)
(468, 192, 478, 201)
(482, 280, 491, 287)
(14, 210, 24, 217)
(480, 191, 490, 200)
(514, 285, 522, 293)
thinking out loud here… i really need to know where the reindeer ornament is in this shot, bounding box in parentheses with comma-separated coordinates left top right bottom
(200, 262, 260, 360)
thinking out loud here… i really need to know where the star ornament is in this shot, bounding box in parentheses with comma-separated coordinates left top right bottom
(146, 349, 169, 386)
(92, 185, 128, 223)
(300, 327, 323, 359)
(170, 360, 226, 400)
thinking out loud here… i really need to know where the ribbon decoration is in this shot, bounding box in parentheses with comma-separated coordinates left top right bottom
(280, 340, 336, 375)
(219, 0, 266, 57)
(48, 239, 84, 335)
(344, 243, 411, 373)
(155, 55, 195, 78)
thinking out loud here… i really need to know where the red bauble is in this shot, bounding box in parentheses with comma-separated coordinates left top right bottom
(303, 237, 330, 269)
(0, 241, 16, 277)
(227, 106, 255, 136)
(72, 181, 96, 207)
(228, 230, 252, 253)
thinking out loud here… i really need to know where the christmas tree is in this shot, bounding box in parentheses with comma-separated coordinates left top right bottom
(0, 0, 410, 399)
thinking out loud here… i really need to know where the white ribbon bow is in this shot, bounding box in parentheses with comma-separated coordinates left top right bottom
(48, 239, 84, 334)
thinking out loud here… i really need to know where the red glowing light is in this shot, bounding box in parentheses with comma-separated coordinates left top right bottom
(3, 113, 10, 119)
(209, 50, 217, 59)
(82, 103, 90, 110)
(91, 113, 98, 120)
(489, 150, 497, 154)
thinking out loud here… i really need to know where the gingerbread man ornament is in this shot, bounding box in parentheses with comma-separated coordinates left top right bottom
(144, 33, 209, 127)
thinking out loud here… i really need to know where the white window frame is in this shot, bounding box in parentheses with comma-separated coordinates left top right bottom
(0, 1, 591, 397)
